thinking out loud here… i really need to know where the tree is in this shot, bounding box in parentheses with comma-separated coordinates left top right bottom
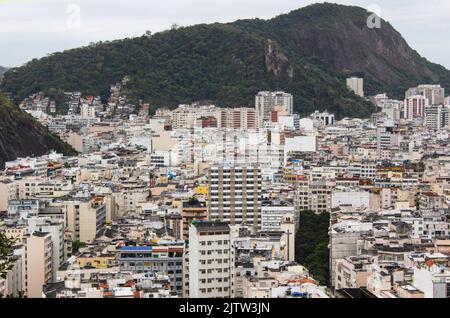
(295, 210, 330, 286)
(0, 232, 16, 279)
(72, 241, 87, 254)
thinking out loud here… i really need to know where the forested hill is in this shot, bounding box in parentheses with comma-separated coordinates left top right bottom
(0, 93, 77, 168)
(2, 3, 450, 118)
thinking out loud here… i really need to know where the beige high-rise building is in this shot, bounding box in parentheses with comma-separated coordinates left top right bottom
(208, 164, 262, 229)
(296, 179, 336, 214)
(25, 232, 53, 298)
(406, 84, 445, 106)
(346, 77, 364, 97)
(62, 198, 106, 243)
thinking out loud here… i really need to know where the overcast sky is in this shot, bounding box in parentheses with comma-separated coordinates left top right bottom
(0, 0, 449, 68)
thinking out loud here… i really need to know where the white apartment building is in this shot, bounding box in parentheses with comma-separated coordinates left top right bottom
(425, 105, 449, 130)
(28, 217, 66, 283)
(80, 103, 96, 119)
(255, 91, 293, 126)
(261, 203, 295, 232)
(331, 191, 371, 209)
(311, 110, 335, 127)
(188, 222, 233, 298)
(376, 120, 402, 155)
(5, 156, 48, 176)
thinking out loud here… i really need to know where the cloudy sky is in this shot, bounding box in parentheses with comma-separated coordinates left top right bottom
(0, 0, 449, 68)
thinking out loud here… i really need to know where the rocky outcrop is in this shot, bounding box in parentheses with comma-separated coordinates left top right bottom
(264, 40, 294, 80)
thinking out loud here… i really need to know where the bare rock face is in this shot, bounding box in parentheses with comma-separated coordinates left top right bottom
(265, 40, 294, 80)
(264, 3, 450, 96)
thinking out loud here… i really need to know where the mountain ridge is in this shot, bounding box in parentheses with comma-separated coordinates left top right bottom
(1, 3, 449, 118)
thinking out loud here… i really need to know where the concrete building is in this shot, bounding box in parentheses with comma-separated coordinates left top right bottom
(25, 232, 53, 298)
(255, 91, 293, 126)
(311, 111, 335, 127)
(406, 85, 445, 106)
(64, 198, 106, 243)
(0, 245, 25, 298)
(27, 217, 66, 283)
(425, 105, 449, 130)
(260, 202, 295, 232)
(329, 221, 373, 289)
(332, 191, 371, 209)
(296, 179, 336, 214)
(188, 222, 233, 298)
(7, 199, 40, 219)
(118, 245, 184, 295)
(376, 120, 402, 155)
(346, 77, 364, 97)
(334, 256, 374, 290)
(181, 199, 208, 241)
(404, 95, 428, 120)
(208, 164, 262, 229)
(0, 179, 16, 212)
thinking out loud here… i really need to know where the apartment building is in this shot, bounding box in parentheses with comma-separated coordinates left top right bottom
(260, 201, 295, 232)
(181, 199, 208, 241)
(406, 85, 445, 106)
(63, 198, 107, 243)
(28, 217, 66, 282)
(188, 222, 233, 298)
(171, 104, 258, 129)
(208, 164, 262, 229)
(334, 256, 374, 290)
(425, 105, 449, 130)
(296, 179, 336, 214)
(0, 179, 16, 212)
(25, 232, 53, 298)
(311, 110, 335, 127)
(376, 120, 402, 155)
(255, 91, 293, 126)
(118, 245, 184, 295)
(346, 77, 364, 97)
(404, 95, 428, 120)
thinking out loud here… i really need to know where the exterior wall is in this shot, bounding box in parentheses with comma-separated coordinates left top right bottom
(26, 233, 53, 298)
(261, 206, 294, 232)
(118, 246, 184, 295)
(208, 165, 262, 229)
(331, 191, 370, 209)
(188, 223, 233, 298)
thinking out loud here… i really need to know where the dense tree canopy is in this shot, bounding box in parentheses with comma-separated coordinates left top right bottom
(295, 210, 330, 286)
